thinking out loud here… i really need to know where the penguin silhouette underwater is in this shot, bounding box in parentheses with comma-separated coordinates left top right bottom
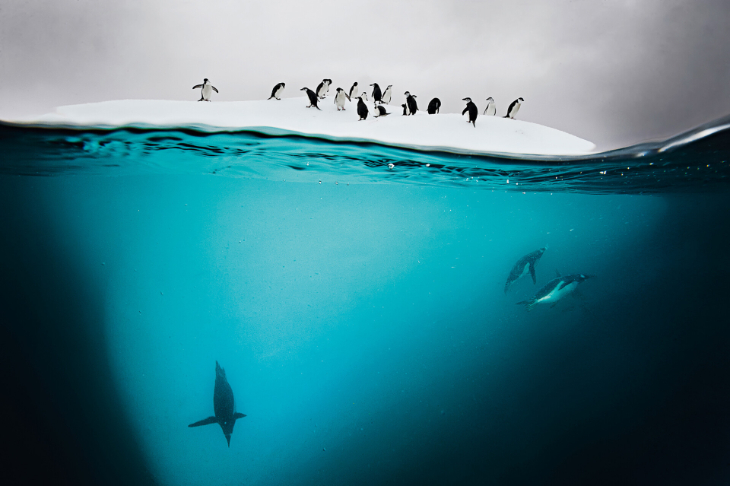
(189, 361, 247, 447)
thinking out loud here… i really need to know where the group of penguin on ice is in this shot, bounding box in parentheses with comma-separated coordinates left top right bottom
(193, 78, 524, 126)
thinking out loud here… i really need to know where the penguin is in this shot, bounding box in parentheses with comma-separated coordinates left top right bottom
(381, 85, 393, 104)
(360, 91, 368, 102)
(505, 97, 524, 119)
(301, 87, 321, 110)
(427, 98, 441, 114)
(404, 91, 418, 115)
(323, 78, 332, 97)
(192, 78, 219, 102)
(374, 105, 389, 118)
(516, 273, 594, 311)
(316, 79, 331, 99)
(483, 97, 496, 115)
(462, 97, 478, 127)
(268, 82, 285, 100)
(334, 88, 348, 111)
(349, 82, 359, 101)
(401, 103, 409, 116)
(370, 83, 382, 104)
(189, 361, 247, 447)
(356, 95, 369, 121)
(504, 247, 547, 293)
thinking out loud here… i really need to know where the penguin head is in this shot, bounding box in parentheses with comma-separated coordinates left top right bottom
(204, 78, 209, 83)
(300, 87, 309, 91)
(281, 83, 286, 88)
(518, 97, 524, 101)
(386, 85, 392, 89)
(353, 82, 358, 86)
(404, 91, 410, 96)
(463, 97, 472, 103)
(336, 87, 343, 92)
(486, 97, 494, 102)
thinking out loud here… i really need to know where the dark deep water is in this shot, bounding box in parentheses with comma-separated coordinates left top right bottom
(1, 120, 729, 485)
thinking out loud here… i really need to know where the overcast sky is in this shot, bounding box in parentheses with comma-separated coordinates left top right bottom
(1, 0, 729, 149)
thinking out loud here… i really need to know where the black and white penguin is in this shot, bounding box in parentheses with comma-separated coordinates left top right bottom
(357, 95, 369, 121)
(483, 97, 496, 116)
(301, 87, 321, 110)
(370, 83, 382, 104)
(374, 105, 389, 118)
(504, 247, 546, 293)
(381, 85, 393, 104)
(349, 82, 359, 100)
(462, 97, 478, 127)
(517, 272, 594, 311)
(316, 79, 331, 99)
(427, 98, 441, 114)
(192, 78, 219, 102)
(268, 82, 285, 100)
(323, 78, 332, 97)
(401, 103, 409, 116)
(334, 88, 348, 111)
(505, 97, 524, 119)
(404, 91, 418, 115)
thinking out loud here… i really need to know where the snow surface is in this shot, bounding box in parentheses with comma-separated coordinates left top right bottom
(10, 97, 595, 155)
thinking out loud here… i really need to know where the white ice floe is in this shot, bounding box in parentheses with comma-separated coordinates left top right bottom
(8, 97, 595, 155)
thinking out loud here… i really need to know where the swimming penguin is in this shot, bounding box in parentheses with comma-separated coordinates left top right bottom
(370, 83, 382, 104)
(505, 97, 524, 119)
(381, 85, 393, 104)
(401, 103, 409, 116)
(316, 79, 331, 99)
(349, 82, 359, 100)
(462, 97, 478, 127)
(189, 361, 247, 447)
(301, 87, 321, 110)
(504, 247, 547, 293)
(192, 78, 219, 102)
(517, 272, 594, 311)
(334, 88, 348, 111)
(483, 97, 496, 116)
(427, 98, 441, 114)
(405, 92, 418, 115)
(374, 105, 389, 118)
(357, 95, 369, 121)
(268, 82, 285, 100)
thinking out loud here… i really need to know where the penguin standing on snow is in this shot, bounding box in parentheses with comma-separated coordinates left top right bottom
(374, 105, 389, 118)
(323, 78, 332, 97)
(192, 78, 219, 101)
(401, 103, 409, 116)
(316, 79, 331, 99)
(334, 88, 348, 111)
(462, 97, 478, 127)
(505, 97, 524, 119)
(301, 87, 321, 110)
(349, 82, 359, 101)
(427, 98, 441, 114)
(404, 92, 418, 115)
(370, 83, 382, 104)
(357, 95, 369, 120)
(381, 85, 393, 104)
(268, 83, 285, 100)
(483, 97, 496, 115)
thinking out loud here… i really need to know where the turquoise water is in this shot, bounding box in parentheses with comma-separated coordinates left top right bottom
(1, 120, 729, 485)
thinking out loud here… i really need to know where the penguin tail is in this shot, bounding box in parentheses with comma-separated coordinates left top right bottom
(472, 121, 475, 127)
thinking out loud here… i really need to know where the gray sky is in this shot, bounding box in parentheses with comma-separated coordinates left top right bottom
(1, 0, 729, 150)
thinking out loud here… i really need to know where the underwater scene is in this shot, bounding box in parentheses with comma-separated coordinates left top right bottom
(1, 120, 729, 485)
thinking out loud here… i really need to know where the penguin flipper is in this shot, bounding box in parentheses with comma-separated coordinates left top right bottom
(462, 107, 468, 116)
(192, 84, 203, 89)
(529, 264, 537, 284)
(233, 413, 247, 419)
(189, 416, 218, 427)
(212, 86, 219, 93)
